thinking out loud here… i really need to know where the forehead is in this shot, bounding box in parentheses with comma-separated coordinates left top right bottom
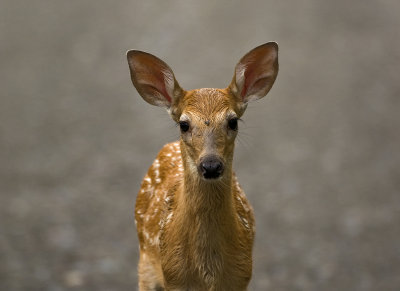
(181, 88, 234, 119)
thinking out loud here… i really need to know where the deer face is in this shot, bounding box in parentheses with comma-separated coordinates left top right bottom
(174, 88, 241, 180)
(127, 43, 279, 180)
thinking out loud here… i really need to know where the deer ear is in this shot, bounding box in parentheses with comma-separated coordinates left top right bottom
(127, 50, 184, 108)
(229, 42, 279, 103)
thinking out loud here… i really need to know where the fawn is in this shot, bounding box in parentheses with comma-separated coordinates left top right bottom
(127, 42, 279, 290)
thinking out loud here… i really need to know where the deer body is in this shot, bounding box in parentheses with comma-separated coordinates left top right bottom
(127, 43, 279, 290)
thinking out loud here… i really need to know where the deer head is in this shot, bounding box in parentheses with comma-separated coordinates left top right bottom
(127, 43, 279, 181)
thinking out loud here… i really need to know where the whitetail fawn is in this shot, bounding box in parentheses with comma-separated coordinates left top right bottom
(127, 43, 279, 290)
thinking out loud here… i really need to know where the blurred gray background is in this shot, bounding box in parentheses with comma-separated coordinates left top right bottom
(1, 0, 399, 290)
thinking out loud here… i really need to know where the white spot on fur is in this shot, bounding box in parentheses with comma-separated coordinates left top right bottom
(166, 212, 173, 224)
(149, 233, 160, 246)
(237, 214, 250, 230)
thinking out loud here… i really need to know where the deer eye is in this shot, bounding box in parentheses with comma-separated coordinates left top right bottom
(179, 121, 190, 133)
(228, 118, 238, 131)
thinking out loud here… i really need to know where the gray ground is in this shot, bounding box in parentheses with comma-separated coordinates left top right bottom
(1, 0, 400, 290)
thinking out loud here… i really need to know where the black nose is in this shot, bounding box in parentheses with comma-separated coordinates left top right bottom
(200, 156, 224, 179)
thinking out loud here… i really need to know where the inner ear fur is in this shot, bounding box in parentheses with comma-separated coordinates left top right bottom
(127, 50, 184, 108)
(229, 42, 279, 104)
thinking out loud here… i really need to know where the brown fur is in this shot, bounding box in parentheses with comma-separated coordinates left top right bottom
(127, 43, 278, 290)
(135, 89, 254, 290)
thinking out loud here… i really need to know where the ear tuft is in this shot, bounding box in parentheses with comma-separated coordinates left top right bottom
(127, 50, 183, 108)
(229, 42, 279, 104)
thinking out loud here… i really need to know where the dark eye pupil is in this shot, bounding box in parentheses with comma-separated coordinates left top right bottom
(179, 121, 190, 132)
(228, 118, 238, 130)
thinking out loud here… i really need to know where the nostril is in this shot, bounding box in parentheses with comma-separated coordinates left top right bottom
(200, 157, 224, 179)
(201, 161, 219, 172)
(201, 162, 216, 172)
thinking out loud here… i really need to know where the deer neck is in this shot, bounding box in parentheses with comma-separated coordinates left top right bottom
(176, 144, 236, 227)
